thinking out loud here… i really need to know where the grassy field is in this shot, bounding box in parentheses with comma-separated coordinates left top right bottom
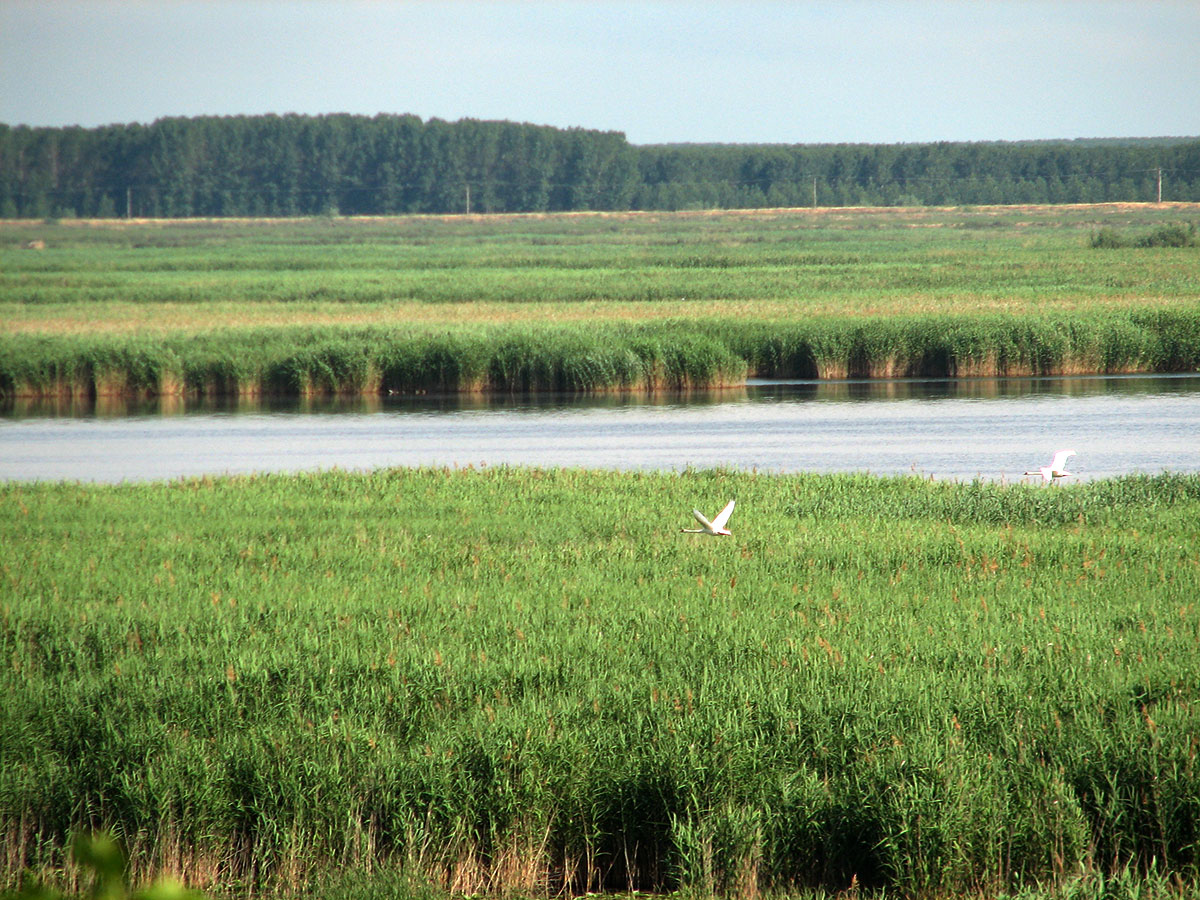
(3, 204, 1200, 900)
(2, 468, 1199, 899)
(1, 204, 1199, 400)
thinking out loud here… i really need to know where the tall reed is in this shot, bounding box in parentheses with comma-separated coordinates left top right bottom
(2, 310, 1197, 401)
(3, 469, 1198, 898)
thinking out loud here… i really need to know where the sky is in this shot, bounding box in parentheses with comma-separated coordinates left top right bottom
(2, 0, 1197, 146)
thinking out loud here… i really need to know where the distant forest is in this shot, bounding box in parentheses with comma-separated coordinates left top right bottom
(2, 113, 1199, 217)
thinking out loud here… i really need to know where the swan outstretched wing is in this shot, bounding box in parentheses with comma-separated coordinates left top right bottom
(691, 509, 715, 532)
(1050, 449, 1076, 473)
(710, 500, 735, 531)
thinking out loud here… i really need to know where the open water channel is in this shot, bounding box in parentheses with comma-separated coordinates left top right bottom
(1, 374, 1197, 484)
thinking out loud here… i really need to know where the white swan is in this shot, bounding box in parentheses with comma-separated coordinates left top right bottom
(1024, 449, 1076, 482)
(682, 500, 736, 536)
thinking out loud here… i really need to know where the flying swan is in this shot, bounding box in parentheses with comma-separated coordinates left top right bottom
(683, 500, 736, 536)
(1024, 449, 1076, 482)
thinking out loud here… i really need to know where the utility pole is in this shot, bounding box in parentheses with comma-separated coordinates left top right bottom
(1156, 167, 1162, 204)
(126, 186, 132, 219)
(465, 183, 470, 214)
(812, 176, 817, 208)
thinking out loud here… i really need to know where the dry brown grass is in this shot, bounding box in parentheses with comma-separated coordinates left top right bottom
(2, 292, 1187, 339)
(10, 200, 1196, 228)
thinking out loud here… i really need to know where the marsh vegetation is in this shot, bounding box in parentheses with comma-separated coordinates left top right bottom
(2, 204, 1199, 404)
(3, 204, 1200, 900)
(2, 469, 1199, 898)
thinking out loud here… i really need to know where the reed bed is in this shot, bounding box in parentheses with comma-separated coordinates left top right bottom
(2, 468, 1199, 899)
(2, 205, 1199, 400)
(1, 310, 1197, 402)
(0, 324, 749, 399)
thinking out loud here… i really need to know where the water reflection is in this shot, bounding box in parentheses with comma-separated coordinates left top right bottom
(750, 373, 1200, 403)
(1, 385, 753, 419)
(2, 374, 1197, 483)
(4, 374, 1198, 419)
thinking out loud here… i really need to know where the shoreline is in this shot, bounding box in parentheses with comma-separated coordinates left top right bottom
(3, 364, 1197, 410)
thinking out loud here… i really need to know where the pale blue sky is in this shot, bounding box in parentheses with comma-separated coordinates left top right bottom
(2, 0, 1197, 144)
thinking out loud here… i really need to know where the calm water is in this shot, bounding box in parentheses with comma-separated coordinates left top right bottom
(1, 375, 1197, 484)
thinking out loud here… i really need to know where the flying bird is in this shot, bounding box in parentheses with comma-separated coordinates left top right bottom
(683, 500, 736, 536)
(1024, 449, 1076, 482)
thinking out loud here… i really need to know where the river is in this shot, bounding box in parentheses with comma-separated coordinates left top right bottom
(1, 374, 1197, 484)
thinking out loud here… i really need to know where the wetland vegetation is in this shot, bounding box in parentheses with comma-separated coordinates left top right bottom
(2, 468, 1200, 899)
(3, 203, 1200, 900)
(2, 204, 1199, 404)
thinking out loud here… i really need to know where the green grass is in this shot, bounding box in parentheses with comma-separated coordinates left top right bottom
(1, 205, 1199, 400)
(2, 309, 1198, 401)
(3, 206, 1200, 311)
(3, 203, 1200, 898)
(3, 468, 1199, 898)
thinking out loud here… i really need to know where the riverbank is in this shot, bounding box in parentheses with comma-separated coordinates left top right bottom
(3, 205, 1198, 398)
(2, 310, 1198, 400)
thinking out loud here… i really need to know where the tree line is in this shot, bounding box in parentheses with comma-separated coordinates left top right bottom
(2, 113, 1198, 218)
